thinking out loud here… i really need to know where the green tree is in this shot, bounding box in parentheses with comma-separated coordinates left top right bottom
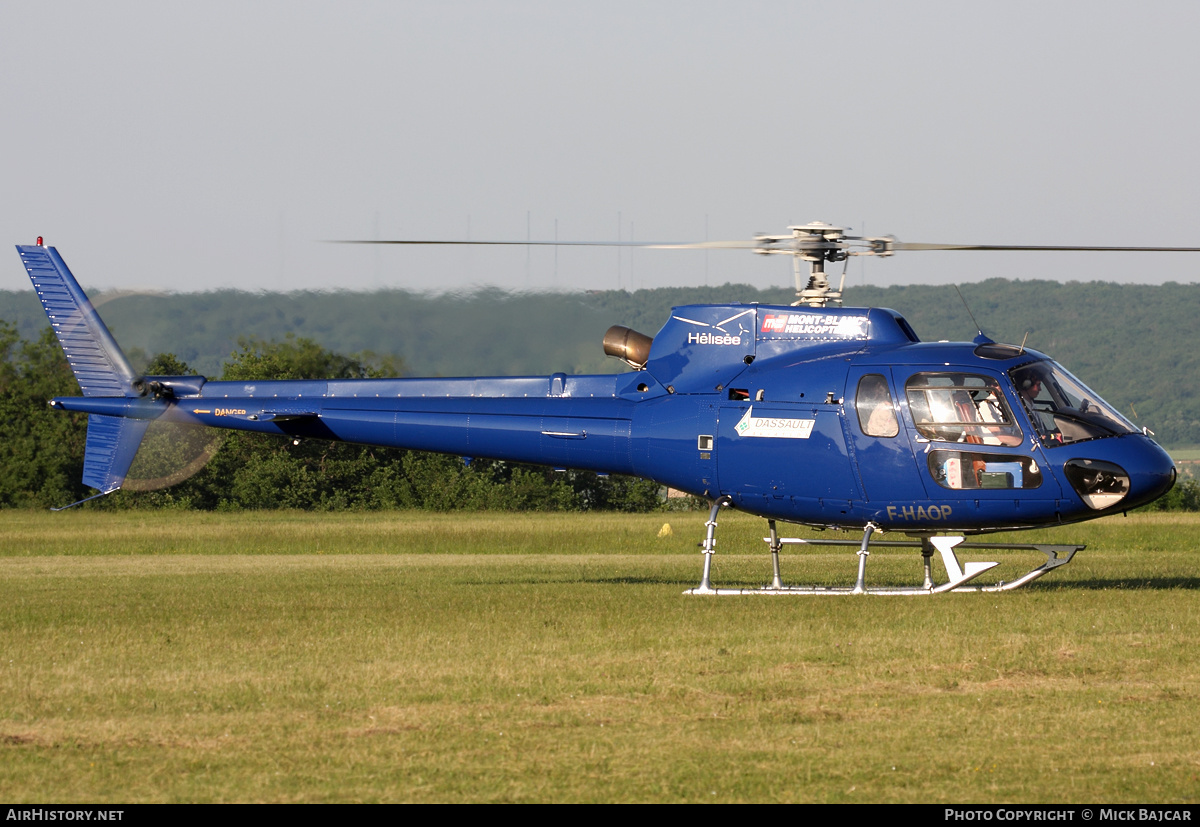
(0, 324, 88, 508)
(0, 323, 664, 513)
(172, 336, 398, 510)
(143, 352, 194, 376)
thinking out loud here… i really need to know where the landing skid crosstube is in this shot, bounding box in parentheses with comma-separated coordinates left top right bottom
(685, 498, 1082, 596)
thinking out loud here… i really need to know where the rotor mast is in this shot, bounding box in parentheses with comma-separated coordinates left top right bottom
(753, 221, 892, 308)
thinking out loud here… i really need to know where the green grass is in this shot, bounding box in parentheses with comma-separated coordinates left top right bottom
(1, 510, 1198, 803)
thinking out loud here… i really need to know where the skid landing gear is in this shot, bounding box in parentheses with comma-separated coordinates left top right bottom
(683, 508, 1083, 596)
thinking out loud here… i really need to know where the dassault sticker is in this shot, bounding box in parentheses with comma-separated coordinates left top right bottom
(734, 406, 815, 439)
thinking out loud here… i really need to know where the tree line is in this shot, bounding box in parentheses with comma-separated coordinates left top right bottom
(0, 322, 662, 512)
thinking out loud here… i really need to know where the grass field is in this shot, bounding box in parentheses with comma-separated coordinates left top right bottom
(1, 510, 1198, 803)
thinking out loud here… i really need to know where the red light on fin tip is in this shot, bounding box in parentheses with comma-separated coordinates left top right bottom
(36, 237, 43, 246)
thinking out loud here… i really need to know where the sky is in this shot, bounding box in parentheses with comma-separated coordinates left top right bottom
(3, 0, 1200, 295)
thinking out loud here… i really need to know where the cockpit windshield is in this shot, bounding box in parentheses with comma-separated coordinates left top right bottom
(1009, 361, 1137, 447)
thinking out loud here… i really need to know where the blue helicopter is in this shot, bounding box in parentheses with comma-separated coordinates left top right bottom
(15, 222, 1183, 595)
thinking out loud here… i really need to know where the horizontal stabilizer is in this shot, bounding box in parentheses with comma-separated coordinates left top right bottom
(17, 245, 140, 397)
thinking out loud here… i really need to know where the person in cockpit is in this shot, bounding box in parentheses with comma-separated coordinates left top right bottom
(1015, 369, 1063, 445)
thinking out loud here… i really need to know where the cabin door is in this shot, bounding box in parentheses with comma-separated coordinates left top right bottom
(844, 367, 926, 503)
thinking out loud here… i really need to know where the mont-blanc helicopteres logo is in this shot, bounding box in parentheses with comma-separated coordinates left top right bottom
(761, 313, 869, 337)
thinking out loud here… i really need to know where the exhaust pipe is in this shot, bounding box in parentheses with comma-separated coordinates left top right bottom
(603, 325, 653, 369)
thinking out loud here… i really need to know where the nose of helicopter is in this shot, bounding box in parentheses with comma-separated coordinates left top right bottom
(1059, 434, 1176, 513)
(1129, 438, 1179, 506)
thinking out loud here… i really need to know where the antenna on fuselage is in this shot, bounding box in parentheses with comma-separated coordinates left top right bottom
(953, 284, 985, 340)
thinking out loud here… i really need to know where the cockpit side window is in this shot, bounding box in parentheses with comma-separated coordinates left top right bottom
(856, 374, 899, 437)
(905, 373, 1023, 446)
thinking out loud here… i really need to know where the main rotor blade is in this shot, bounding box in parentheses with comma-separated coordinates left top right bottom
(334, 238, 1200, 253)
(333, 239, 761, 249)
(892, 242, 1200, 252)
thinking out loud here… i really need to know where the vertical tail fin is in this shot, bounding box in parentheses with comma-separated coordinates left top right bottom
(17, 243, 154, 505)
(17, 244, 142, 397)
